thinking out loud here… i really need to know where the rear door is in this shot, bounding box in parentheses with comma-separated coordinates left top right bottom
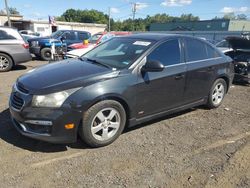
(183, 38, 222, 103)
(78, 32, 91, 42)
(136, 38, 187, 118)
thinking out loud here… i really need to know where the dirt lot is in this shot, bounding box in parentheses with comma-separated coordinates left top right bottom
(0, 61, 250, 188)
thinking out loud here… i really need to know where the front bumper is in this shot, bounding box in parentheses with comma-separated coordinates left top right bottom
(9, 92, 82, 144)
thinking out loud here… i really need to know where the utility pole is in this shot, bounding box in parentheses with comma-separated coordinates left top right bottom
(132, 3, 137, 31)
(108, 7, 111, 32)
(4, 0, 11, 27)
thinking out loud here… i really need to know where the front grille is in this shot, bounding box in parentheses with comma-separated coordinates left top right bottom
(11, 93, 24, 110)
(17, 83, 29, 94)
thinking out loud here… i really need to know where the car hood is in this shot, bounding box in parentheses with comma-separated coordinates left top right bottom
(226, 37, 250, 52)
(17, 59, 119, 95)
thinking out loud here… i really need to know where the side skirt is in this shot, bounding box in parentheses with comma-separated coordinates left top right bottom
(128, 98, 207, 128)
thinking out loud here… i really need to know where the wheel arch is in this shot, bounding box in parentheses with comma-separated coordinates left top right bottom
(217, 75, 230, 93)
(85, 94, 131, 125)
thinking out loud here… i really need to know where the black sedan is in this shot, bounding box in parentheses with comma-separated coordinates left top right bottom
(9, 34, 234, 147)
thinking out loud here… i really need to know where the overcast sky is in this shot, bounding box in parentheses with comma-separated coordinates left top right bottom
(1, 0, 249, 21)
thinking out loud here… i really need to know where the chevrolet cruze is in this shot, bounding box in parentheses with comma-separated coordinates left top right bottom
(9, 34, 234, 147)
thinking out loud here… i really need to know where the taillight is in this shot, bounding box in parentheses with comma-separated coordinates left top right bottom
(22, 43, 29, 49)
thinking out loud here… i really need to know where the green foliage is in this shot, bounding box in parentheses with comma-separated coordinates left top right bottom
(57, 9, 108, 24)
(0, 7, 20, 15)
(9, 7, 20, 15)
(57, 9, 201, 31)
(212, 13, 248, 21)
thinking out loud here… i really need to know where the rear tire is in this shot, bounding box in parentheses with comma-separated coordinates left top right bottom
(0, 53, 13, 72)
(79, 100, 126, 148)
(206, 78, 227, 109)
(40, 48, 52, 61)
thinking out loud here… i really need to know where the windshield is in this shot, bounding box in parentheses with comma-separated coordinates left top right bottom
(83, 37, 154, 69)
(51, 30, 64, 38)
(89, 33, 103, 44)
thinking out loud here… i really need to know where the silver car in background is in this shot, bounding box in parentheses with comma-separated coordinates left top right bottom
(0, 26, 32, 72)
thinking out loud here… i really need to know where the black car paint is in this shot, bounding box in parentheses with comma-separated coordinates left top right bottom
(9, 34, 234, 143)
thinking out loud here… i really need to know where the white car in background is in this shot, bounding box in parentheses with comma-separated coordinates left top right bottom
(65, 33, 117, 58)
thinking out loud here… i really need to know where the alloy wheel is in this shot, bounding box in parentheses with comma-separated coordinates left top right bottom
(91, 107, 121, 141)
(0, 56, 9, 70)
(212, 83, 225, 105)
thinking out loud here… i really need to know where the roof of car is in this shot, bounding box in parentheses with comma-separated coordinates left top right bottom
(122, 33, 189, 41)
(59, 29, 90, 33)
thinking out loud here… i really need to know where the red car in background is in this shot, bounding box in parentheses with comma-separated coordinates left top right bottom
(68, 31, 131, 51)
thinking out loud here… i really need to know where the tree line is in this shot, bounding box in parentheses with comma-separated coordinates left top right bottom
(57, 9, 248, 31)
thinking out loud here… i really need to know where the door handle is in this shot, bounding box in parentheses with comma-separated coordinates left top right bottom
(175, 74, 184, 80)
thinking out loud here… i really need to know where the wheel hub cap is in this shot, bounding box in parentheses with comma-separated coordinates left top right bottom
(91, 108, 121, 141)
(212, 83, 225, 105)
(0, 56, 9, 70)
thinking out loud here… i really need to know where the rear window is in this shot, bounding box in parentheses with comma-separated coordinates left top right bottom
(0, 30, 16, 40)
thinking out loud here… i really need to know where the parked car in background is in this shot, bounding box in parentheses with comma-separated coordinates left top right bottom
(9, 34, 233, 147)
(66, 32, 131, 58)
(28, 30, 91, 61)
(19, 30, 40, 37)
(219, 36, 250, 83)
(68, 31, 131, 51)
(21, 34, 37, 43)
(216, 39, 232, 53)
(0, 27, 31, 72)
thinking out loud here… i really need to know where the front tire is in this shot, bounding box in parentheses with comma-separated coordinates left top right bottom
(40, 48, 52, 61)
(0, 53, 13, 72)
(79, 100, 126, 148)
(206, 78, 227, 109)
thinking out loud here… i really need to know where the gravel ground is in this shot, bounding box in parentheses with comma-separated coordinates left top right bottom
(0, 61, 249, 188)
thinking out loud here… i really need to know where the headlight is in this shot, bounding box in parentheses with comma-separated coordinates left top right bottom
(32, 88, 80, 107)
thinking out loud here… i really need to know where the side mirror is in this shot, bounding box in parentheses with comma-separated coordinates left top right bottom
(142, 60, 164, 72)
(60, 36, 66, 41)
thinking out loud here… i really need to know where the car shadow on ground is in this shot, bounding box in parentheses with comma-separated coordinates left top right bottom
(0, 108, 89, 153)
(12, 65, 27, 71)
(233, 81, 250, 87)
(0, 107, 203, 153)
(124, 108, 198, 133)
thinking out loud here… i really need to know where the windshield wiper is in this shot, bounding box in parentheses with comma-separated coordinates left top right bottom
(82, 57, 112, 69)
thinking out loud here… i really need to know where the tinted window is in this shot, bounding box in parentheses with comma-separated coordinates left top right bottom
(64, 32, 76, 40)
(147, 39, 181, 66)
(0, 30, 16, 40)
(79, 32, 89, 40)
(206, 44, 220, 58)
(185, 38, 207, 61)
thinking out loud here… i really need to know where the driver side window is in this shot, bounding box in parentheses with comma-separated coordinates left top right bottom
(63, 32, 76, 40)
(147, 39, 181, 66)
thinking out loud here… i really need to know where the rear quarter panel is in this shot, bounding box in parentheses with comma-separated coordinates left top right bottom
(0, 41, 31, 64)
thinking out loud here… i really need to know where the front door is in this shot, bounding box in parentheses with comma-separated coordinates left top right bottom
(136, 39, 187, 118)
